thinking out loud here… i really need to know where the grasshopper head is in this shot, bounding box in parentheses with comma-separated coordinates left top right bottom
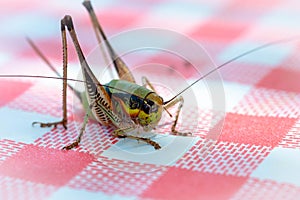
(137, 92, 163, 131)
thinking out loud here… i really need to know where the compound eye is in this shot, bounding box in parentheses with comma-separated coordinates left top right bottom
(150, 104, 158, 113)
(129, 96, 139, 109)
(142, 101, 151, 114)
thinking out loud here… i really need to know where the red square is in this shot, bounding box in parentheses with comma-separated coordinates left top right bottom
(20, 38, 87, 62)
(217, 113, 297, 147)
(141, 167, 247, 200)
(0, 80, 32, 107)
(0, 145, 94, 186)
(256, 68, 300, 93)
(92, 7, 142, 31)
(191, 20, 248, 43)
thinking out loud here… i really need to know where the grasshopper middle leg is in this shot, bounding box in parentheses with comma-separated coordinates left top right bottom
(62, 109, 90, 150)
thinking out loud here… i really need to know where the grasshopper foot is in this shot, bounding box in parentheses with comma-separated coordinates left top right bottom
(113, 131, 161, 150)
(139, 137, 161, 150)
(32, 119, 67, 129)
(171, 130, 192, 137)
(62, 140, 79, 150)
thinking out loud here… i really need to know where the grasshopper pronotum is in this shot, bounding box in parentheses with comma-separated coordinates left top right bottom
(1, 1, 297, 150)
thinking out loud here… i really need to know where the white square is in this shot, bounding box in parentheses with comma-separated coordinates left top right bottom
(251, 147, 300, 186)
(0, 52, 11, 68)
(257, 8, 300, 32)
(0, 13, 56, 39)
(102, 134, 198, 166)
(151, 1, 216, 22)
(0, 107, 57, 144)
(137, 1, 216, 33)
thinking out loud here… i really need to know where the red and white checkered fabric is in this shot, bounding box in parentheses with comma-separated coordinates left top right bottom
(0, 0, 300, 199)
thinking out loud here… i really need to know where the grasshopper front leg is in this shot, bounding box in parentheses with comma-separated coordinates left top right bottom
(142, 76, 191, 136)
(164, 96, 192, 136)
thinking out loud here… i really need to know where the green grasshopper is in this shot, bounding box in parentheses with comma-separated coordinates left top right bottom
(1, 0, 297, 150)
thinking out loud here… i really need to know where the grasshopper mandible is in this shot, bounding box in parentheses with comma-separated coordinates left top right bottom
(2, 1, 297, 150)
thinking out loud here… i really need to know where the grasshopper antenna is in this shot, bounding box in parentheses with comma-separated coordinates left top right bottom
(26, 37, 60, 78)
(0, 74, 86, 83)
(0, 74, 146, 95)
(163, 36, 299, 105)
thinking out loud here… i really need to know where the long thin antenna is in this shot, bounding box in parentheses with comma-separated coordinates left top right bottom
(26, 37, 82, 98)
(163, 36, 299, 105)
(0, 74, 86, 83)
(26, 37, 61, 78)
(0, 74, 142, 95)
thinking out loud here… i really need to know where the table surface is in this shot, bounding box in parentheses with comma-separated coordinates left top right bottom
(0, 0, 300, 199)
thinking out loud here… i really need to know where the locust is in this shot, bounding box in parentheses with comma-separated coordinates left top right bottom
(1, 0, 297, 150)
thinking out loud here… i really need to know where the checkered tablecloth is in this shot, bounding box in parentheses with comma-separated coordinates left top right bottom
(0, 0, 300, 199)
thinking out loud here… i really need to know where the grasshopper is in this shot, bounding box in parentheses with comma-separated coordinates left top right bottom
(1, 1, 297, 150)
(27, 0, 192, 150)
